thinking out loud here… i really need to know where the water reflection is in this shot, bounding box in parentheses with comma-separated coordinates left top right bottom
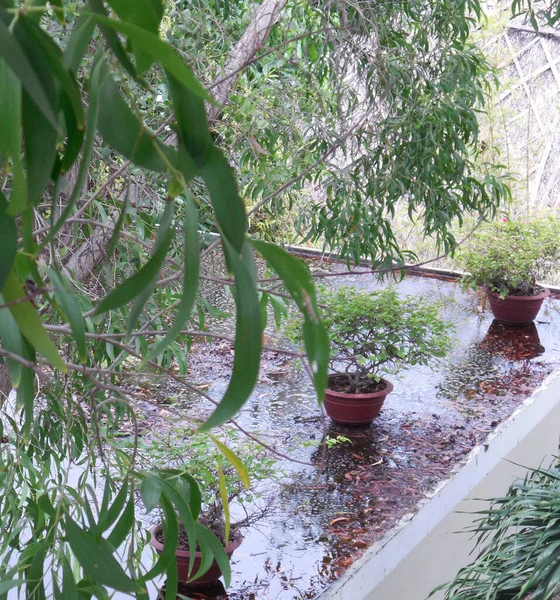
(164, 274, 560, 600)
(438, 320, 546, 403)
(480, 320, 545, 360)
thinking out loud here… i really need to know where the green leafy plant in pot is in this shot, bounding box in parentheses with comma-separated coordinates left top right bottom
(287, 286, 453, 425)
(459, 216, 560, 324)
(140, 429, 277, 588)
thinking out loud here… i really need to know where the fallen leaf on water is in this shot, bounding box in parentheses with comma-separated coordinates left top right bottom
(335, 557, 354, 568)
(330, 517, 351, 525)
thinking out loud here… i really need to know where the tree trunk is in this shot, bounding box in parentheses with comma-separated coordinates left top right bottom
(63, 224, 113, 282)
(61, 0, 287, 281)
(207, 0, 287, 123)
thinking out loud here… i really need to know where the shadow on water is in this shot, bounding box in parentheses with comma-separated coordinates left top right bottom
(150, 274, 560, 600)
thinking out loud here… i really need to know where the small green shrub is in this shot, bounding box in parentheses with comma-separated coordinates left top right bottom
(287, 286, 453, 393)
(459, 216, 560, 297)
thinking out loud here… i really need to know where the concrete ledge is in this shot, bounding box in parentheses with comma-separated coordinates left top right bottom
(317, 366, 560, 600)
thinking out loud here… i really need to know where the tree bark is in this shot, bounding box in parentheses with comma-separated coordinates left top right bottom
(63, 224, 112, 282)
(61, 0, 287, 281)
(207, 0, 287, 123)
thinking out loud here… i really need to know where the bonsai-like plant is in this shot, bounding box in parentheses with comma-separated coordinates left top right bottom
(459, 216, 560, 297)
(288, 286, 453, 394)
(139, 428, 278, 586)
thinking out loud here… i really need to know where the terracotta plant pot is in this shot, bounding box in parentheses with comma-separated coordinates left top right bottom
(324, 376, 394, 425)
(149, 525, 243, 587)
(484, 286, 550, 324)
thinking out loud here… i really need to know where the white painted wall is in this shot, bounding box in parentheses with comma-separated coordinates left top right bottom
(317, 367, 560, 600)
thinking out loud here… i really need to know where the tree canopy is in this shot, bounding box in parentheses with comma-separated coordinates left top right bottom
(0, 0, 520, 596)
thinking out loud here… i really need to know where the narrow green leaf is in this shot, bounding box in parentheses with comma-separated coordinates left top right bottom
(88, 14, 213, 102)
(251, 240, 328, 402)
(4, 8, 60, 209)
(127, 199, 175, 333)
(210, 435, 250, 489)
(22, 89, 58, 207)
(0, 293, 23, 386)
(96, 65, 174, 172)
(149, 0, 163, 23)
(269, 294, 287, 329)
(0, 14, 59, 132)
(217, 460, 230, 547)
(198, 241, 261, 431)
(87, 0, 136, 80)
(142, 196, 200, 365)
(175, 143, 198, 186)
(61, 557, 78, 600)
(59, 93, 84, 174)
(52, 577, 62, 600)
(105, 0, 160, 73)
(179, 474, 201, 521)
(140, 474, 162, 513)
(0, 192, 17, 291)
(63, 15, 95, 74)
(46, 268, 87, 364)
(105, 186, 130, 261)
(194, 523, 232, 588)
(16, 18, 84, 131)
(65, 517, 136, 592)
(259, 293, 269, 331)
(37, 493, 56, 517)
(0, 581, 25, 595)
(16, 340, 35, 436)
(140, 496, 177, 582)
(189, 529, 214, 584)
(158, 478, 197, 563)
(200, 145, 247, 254)
(106, 493, 134, 550)
(26, 546, 46, 600)
(41, 53, 104, 249)
(2, 270, 67, 372)
(7, 152, 27, 216)
(101, 479, 129, 534)
(0, 57, 21, 156)
(166, 73, 211, 166)
(94, 228, 173, 315)
(164, 556, 178, 600)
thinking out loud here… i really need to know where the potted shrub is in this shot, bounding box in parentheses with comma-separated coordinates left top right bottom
(149, 508, 243, 588)
(287, 286, 453, 425)
(140, 429, 276, 588)
(459, 216, 560, 324)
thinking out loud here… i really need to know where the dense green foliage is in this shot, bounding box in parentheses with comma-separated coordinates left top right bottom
(459, 216, 560, 296)
(433, 461, 560, 600)
(0, 0, 328, 596)
(0, 0, 529, 596)
(214, 0, 511, 265)
(288, 286, 453, 393)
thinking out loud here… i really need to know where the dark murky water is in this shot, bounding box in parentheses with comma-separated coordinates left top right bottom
(155, 270, 560, 599)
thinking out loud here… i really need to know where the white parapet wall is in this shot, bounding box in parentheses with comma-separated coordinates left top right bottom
(317, 366, 560, 600)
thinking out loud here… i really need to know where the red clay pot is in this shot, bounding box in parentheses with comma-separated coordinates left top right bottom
(484, 287, 550, 324)
(149, 525, 243, 587)
(324, 377, 393, 425)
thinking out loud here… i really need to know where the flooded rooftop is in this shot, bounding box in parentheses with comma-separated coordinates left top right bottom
(149, 268, 560, 599)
